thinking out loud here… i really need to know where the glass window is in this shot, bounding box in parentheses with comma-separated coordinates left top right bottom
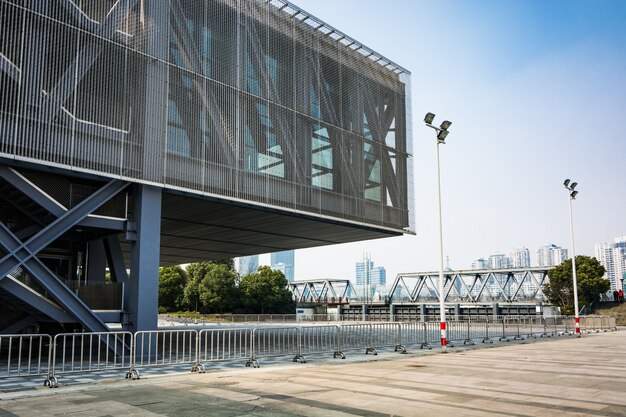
(311, 124, 333, 190)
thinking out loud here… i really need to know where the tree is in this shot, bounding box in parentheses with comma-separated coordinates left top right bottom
(183, 261, 240, 313)
(158, 265, 187, 312)
(239, 266, 295, 314)
(544, 256, 609, 315)
(198, 263, 239, 313)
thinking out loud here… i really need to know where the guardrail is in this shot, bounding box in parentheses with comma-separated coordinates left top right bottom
(0, 334, 52, 380)
(196, 328, 252, 372)
(44, 332, 132, 388)
(1, 315, 616, 388)
(129, 329, 199, 378)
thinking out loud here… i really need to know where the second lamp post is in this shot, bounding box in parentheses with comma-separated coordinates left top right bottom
(564, 179, 581, 337)
(425, 112, 452, 352)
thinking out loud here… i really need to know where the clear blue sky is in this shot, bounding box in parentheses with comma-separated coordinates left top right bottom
(261, 0, 626, 282)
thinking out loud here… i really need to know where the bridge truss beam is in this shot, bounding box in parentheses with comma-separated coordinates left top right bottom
(389, 268, 550, 304)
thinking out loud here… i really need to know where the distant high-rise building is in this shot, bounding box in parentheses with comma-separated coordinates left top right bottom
(236, 255, 259, 275)
(355, 254, 386, 298)
(472, 258, 489, 269)
(595, 236, 626, 291)
(271, 250, 295, 281)
(536, 244, 568, 267)
(509, 247, 531, 268)
(488, 253, 510, 269)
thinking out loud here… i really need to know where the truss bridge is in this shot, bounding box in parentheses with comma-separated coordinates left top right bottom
(389, 267, 550, 304)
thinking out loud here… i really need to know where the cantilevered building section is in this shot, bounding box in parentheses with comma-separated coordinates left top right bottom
(0, 0, 413, 333)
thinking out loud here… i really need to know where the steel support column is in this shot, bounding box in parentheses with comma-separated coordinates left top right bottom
(127, 184, 162, 332)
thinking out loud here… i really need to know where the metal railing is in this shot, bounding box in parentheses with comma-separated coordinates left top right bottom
(45, 332, 132, 388)
(0, 334, 52, 380)
(1, 315, 616, 388)
(129, 330, 199, 378)
(196, 328, 252, 372)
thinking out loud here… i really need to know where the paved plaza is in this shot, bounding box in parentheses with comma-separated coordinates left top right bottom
(1, 331, 625, 417)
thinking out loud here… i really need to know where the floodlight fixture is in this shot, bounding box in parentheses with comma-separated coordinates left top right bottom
(570, 182, 577, 190)
(437, 129, 449, 142)
(440, 120, 452, 130)
(564, 179, 570, 187)
(424, 112, 435, 125)
(571, 190, 578, 199)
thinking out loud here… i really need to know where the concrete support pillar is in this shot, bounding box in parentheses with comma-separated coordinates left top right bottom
(390, 304, 395, 322)
(419, 304, 426, 322)
(492, 302, 500, 320)
(454, 303, 461, 320)
(362, 304, 367, 321)
(127, 185, 162, 332)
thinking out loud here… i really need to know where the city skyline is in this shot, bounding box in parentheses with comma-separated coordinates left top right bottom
(271, 0, 626, 282)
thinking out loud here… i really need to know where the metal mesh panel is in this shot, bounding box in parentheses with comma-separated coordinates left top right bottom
(0, 0, 413, 233)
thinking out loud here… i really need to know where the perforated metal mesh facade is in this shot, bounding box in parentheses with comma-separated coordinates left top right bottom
(0, 0, 413, 233)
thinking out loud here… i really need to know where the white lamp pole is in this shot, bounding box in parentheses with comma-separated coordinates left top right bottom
(425, 113, 452, 353)
(564, 179, 581, 337)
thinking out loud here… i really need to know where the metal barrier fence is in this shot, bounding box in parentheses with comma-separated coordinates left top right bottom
(397, 322, 439, 349)
(130, 330, 199, 378)
(1, 315, 617, 388)
(246, 326, 300, 367)
(297, 325, 342, 360)
(197, 328, 252, 372)
(0, 334, 52, 380)
(45, 332, 132, 388)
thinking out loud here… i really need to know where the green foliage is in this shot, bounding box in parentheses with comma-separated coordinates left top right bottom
(164, 260, 294, 314)
(183, 262, 214, 311)
(544, 255, 608, 314)
(239, 266, 295, 314)
(183, 261, 239, 313)
(158, 265, 187, 312)
(198, 263, 239, 313)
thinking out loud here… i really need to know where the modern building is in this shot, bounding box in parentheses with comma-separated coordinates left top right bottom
(509, 247, 531, 268)
(236, 255, 259, 276)
(0, 0, 412, 333)
(536, 244, 568, 267)
(355, 255, 386, 299)
(271, 250, 295, 282)
(595, 236, 626, 292)
(488, 253, 510, 269)
(472, 258, 489, 269)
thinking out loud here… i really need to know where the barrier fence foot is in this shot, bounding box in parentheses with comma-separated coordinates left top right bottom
(125, 369, 140, 380)
(482, 337, 493, 344)
(245, 358, 260, 368)
(43, 376, 58, 388)
(395, 344, 407, 354)
(514, 335, 524, 340)
(293, 354, 306, 363)
(420, 343, 432, 350)
(463, 339, 475, 346)
(499, 337, 510, 342)
(365, 347, 378, 355)
(333, 351, 346, 359)
(447, 341, 455, 348)
(191, 363, 206, 373)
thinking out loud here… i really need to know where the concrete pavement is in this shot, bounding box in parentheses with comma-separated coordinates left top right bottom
(1, 331, 626, 416)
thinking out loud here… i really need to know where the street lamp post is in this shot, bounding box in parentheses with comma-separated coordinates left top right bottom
(563, 179, 581, 337)
(425, 112, 452, 353)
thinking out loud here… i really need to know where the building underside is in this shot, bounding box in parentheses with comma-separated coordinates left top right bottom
(0, 163, 401, 334)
